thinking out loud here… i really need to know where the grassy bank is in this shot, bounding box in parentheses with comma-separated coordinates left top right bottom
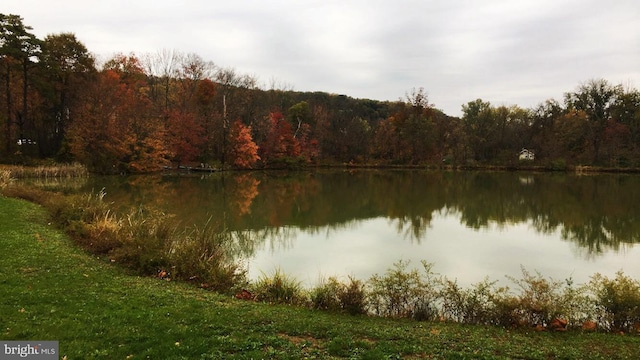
(1, 196, 640, 359)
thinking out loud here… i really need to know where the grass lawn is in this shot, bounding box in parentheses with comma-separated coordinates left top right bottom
(1, 195, 639, 359)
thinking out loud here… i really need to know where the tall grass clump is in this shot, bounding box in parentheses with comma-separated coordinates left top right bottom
(0, 169, 12, 189)
(589, 271, 640, 333)
(338, 276, 368, 315)
(168, 220, 247, 293)
(367, 260, 440, 320)
(108, 207, 175, 275)
(252, 268, 305, 305)
(310, 276, 343, 311)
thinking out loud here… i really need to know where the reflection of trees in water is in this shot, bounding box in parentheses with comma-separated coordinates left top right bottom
(561, 216, 640, 256)
(82, 170, 640, 257)
(247, 219, 368, 255)
(388, 215, 433, 244)
(254, 226, 297, 253)
(228, 174, 260, 216)
(444, 173, 640, 254)
(223, 230, 262, 259)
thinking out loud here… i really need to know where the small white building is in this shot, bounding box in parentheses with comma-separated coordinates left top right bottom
(519, 148, 535, 161)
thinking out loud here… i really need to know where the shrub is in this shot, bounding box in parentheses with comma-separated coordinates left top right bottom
(492, 292, 522, 327)
(556, 278, 594, 328)
(506, 267, 566, 327)
(440, 277, 507, 325)
(252, 268, 305, 305)
(550, 158, 567, 170)
(367, 260, 439, 320)
(589, 271, 640, 332)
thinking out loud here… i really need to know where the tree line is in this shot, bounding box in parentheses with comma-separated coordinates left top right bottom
(2, 14, 640, 173)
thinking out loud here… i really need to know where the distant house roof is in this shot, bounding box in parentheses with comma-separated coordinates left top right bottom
(519, 148, 535, 160)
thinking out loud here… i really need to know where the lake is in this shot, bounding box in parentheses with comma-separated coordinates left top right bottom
(64, 170, 640, 288)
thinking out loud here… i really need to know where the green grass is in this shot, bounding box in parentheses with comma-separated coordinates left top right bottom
(1, 196, 639, 359)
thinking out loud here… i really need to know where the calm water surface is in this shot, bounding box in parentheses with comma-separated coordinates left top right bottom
(72, 170, 640, 287)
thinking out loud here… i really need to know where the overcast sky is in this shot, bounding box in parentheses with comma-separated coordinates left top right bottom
(4, 0, 639, 116)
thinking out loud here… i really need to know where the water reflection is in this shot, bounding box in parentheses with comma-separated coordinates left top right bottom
(81, 170, 640, 255)
(74, 170, 640, 285)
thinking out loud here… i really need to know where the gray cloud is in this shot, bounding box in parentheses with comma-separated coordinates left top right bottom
(5, 0, 639, 116)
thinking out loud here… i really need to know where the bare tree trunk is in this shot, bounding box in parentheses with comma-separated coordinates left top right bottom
(4, 63, 12, 154)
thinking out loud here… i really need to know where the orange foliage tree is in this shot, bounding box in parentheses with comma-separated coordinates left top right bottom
(67, 55, 170, 173)
(228, 119, 259, 169)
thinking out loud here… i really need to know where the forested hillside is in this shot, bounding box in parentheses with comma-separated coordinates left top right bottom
(2, 14, 639, 173)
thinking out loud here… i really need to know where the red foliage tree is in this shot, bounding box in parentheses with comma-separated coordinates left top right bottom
(603, 118, 630, 165)
(165, 109, 204, 164)
(259, 112, 301, 166)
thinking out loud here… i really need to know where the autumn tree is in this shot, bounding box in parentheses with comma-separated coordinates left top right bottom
(259, 112, 300, 167)
(212, 67, 260, 167)
(295, 121, 319, 163)
(193, 78, 219, 161)
(228, 119, 259, 169)
(373, 88, 436, 164)
(552, 109, 590, 163)
(68, 55, 169, 173)
(372, 117, 398, 161)
(176, 53, 215, 111)
(602, 118, 630, 166)
(165, 109, 203, 164)
(67, 69, 131, 173)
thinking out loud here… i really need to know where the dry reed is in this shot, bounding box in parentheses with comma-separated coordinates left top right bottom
(0, 163, 88, 179)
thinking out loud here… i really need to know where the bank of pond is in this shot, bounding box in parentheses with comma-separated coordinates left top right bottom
(2, 174, 640, 335)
